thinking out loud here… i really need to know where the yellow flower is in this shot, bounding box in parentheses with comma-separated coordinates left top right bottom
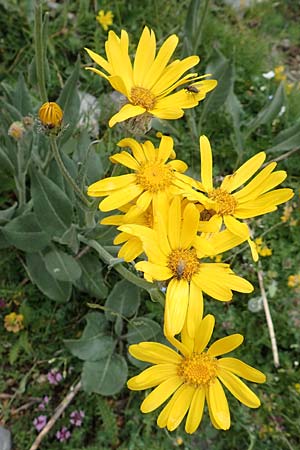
(4, 312, 24, 333)
(85, 27, 217, 127)
(88, 134, 196, 217)
(182, 135, 294, 261)
(127, 314, 266, 433)
(96, 10, 113, 31)
(287, 274, 300, 288)
(8, 121, 26, 140)
(294, 383, 300, 393)
(38, 102, 63, 129)
(274, 65, 286, 82)
(120, 196, 253, 337)
(254, 238, 272, 257)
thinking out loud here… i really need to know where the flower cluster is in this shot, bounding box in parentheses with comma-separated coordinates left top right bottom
(4, 312, 24, 333)
(85, 26, 293, 433)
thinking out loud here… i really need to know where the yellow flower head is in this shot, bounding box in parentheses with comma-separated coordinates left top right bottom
(182, 135, 294, 261)
(128, 314, 266, 433)
(38, 102, 63, 129)
(88, 134, 196, 218)
(4, 312, 24, 333)
(96, 10, 113, 31)
(120, 196, 253, 337)
(287, 274, 300, 288)
(8, 121, 26, 140)
(85, 27, 217, 127)
(281, 204, 293, 223)
(254, 238, 272, 257)
(274, 65, 286, 82)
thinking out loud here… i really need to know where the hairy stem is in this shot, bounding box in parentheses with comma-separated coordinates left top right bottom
(34, 0, 48, 103)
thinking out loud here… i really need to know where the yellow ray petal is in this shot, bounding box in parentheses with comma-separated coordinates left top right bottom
(152, 56, 200, 95)
(217, 368, 261, 408)
(140, 376, 183, 413)
(118, 238, 143, 262)
(133, 27, 156, 86)
(165, 279, 189, 336)
(107, 74, 129, 97)
(167, 384, 195, 431)
(157, 134, 175, 163)
(193, 272, 233, 301)
(207, 379, 230, 430)
(185, 387, 205, 434)
(118, 138, 146, 164)
(157, 384, 187, 429)
(194, 314, 215, 353)
(129, 342, 182, 365)
(105, 30, 133, 90)
(127, 363, 177, 390)
(180, 203, 199, 248)
(221, 152, 266, 193)
(99, 185, 143, 211)
(84, 47, 111, 74)
(168, 197, 181, 249)
(168, 159, 188, 172)
(109, 104, 146, 127)
(208, 229, 246, 255)
(143, 34, 179, 89)
(85, 67, 109, 80)
(248, 238, 259, 262)
(223, 215, 250, 239)
(135, 261, 172, 281)
(109, 151, 140, 170)
(218, 358, 266, 383)
(88, 174, 136, 196)
(200, 135, 213, 191)
(135, 190, 153, 212)
(198, 214, 222, 233)
(186, 282, 203, 339)
(208, 334, 244, 357)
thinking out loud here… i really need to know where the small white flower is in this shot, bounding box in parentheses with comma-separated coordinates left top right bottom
(278, 105, 286, 117)
(262, 70, 275, 80)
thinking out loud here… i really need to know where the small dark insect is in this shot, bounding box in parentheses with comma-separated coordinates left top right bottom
(176, 260, 186, 279)
(185, 85, 199, 94)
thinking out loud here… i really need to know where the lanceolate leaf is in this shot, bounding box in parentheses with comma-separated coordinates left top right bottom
(3, 213, 51, 252)
(105, 279, 141, 321)
(26, 252, 72, 303)
(44, 248, 82, 282)
(74, 253, 108, 299)
(82, 354, 128, 396)
(31, 169, 73, 237)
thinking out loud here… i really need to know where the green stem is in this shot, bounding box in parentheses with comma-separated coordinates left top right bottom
(79, 235, 165, 306)
(34, 0, 48, 103)
(16, 142, 26, 207)
(50, 136, 92, 208)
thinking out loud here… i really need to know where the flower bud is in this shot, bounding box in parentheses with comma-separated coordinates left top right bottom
(8, 121, 26, 140)
(38, 102, 63, 129)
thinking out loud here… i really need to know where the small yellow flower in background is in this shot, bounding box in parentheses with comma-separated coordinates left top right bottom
(285, 82, 294, 95)
(85, 27, 217, 128)
(287, 274, 300, 289)
(127, 314, 266, 433)
(176, 436, 184, 446)
(274, 65, 287, 82)
(254, 238, 272, 257)
(96, 10, 113, 31)
(294, 383, 300, 393)
(38, 102, 63, 129)
(281, 204, 293, 223)
(8, 121, 26, 140)
(181, 135, 294, 261)
(4, 312, 24, 333)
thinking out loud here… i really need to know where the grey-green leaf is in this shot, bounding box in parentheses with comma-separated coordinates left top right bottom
(31, 169, 73, 237)
(126, 317, 162, 344)
(105, 279, 140, 322)
(44, 248, 82, 282)
(3, 213, 51, 252)
(74, 253, 108, 299)
(82, 354, 128, 396)
(26, 252, 71, 302)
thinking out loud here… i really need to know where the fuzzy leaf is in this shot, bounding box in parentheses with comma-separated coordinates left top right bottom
(105, 279, 141, 321)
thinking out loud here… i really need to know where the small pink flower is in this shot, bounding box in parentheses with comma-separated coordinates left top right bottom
(56, 426, 71, 442)
(47, 369, 63, 385)
(38, 395, 50, 410)
(70, 410, 85, 427)
(33, 415, 47, 432)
